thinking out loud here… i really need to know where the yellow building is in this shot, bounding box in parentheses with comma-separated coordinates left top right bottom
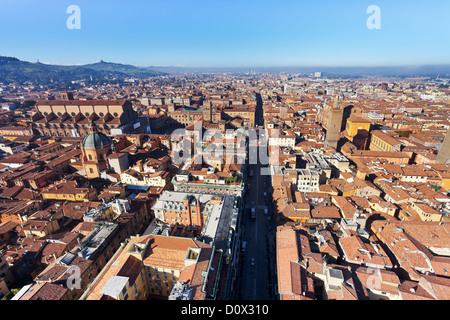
(42, 180, 97, 202)
(344, 116, 371, 137)
(356, 169, 368, 180)
(83, 234, 217, 300)
(368, 197, 398, 217)
(279, 203, 311, 223)
(343, 116, 371, 149)
(0, 126, 34, 137)
(438, 173, 450, 191)
(22, 219, 60, 238)
(411, 202, 443, 222)
(369, 130, 403, 152)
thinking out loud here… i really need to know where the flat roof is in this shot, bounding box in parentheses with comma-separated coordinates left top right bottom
(100, 275, 129, 297)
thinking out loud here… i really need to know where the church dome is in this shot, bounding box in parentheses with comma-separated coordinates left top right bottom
(82, 132, 111, 149)
(82, 122, 111, 149)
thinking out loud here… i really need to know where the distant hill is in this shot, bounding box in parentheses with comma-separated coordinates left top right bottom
(0, 56, 165, 84)
(2, 55, 449, 85)
(82, 60, 163, 77)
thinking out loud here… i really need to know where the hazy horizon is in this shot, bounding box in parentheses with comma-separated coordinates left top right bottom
(4, 55, 450, 70)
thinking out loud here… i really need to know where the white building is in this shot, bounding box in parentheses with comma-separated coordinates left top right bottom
(120, 169, 168, 188)
(297, 169, 320, 192)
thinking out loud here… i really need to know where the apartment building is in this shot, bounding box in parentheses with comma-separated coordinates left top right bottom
(268, 128, 296, 148)
(151, 191, 236, 233)
(297, 169, 320, 192)
(83, 234, 219, 300)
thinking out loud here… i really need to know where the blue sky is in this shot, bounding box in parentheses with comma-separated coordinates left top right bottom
(0, 0, 449, 67)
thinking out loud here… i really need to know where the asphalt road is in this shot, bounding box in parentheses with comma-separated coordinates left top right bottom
(235, 93, 277, 300)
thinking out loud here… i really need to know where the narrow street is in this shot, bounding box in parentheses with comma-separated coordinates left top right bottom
(235, 93, 277, 300)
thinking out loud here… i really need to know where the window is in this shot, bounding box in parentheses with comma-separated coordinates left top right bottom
(88, 154, 93, 160)
(89, 168, 94, 174)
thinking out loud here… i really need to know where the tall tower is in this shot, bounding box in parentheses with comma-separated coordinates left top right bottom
(203, 105, 212, 122)
(279, 105, 288, 119)
(60, 91, 74, 100)
(436, 129, 450, 165)
(324, 96, 344, 149)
